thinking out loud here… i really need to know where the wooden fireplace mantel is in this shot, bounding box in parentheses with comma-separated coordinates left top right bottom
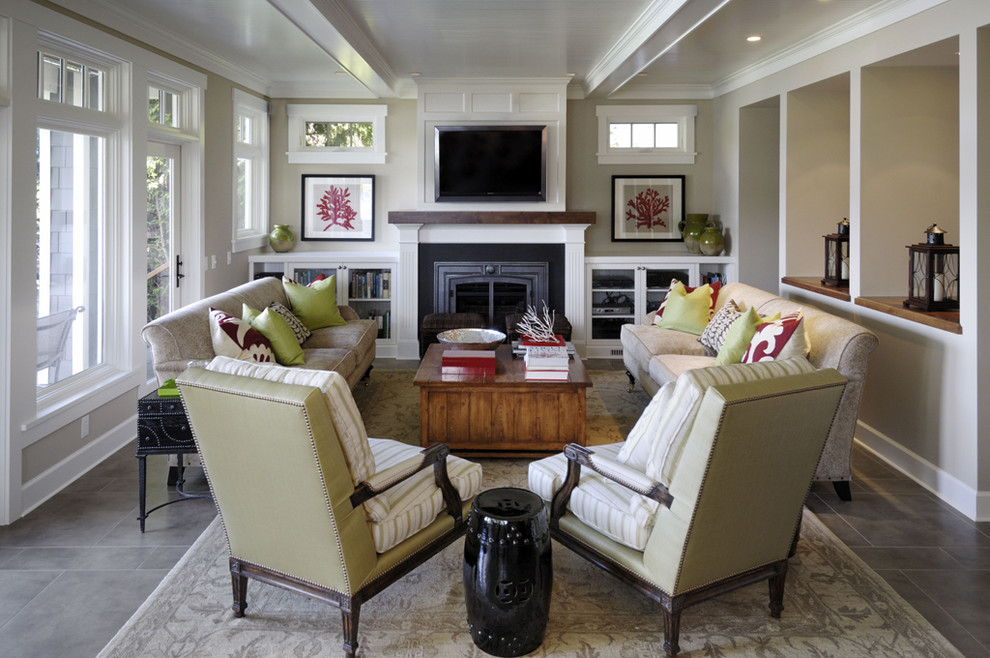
(388, 211, 596, 225)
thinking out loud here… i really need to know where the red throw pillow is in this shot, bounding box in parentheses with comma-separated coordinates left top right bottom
(208, 307, 275, 363)
(655, 279, 721, 319)
(741, 312, 808, 363)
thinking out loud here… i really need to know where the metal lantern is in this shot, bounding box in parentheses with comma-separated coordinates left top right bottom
(903, 224, 959, 312)
(822, 218, 850, 287)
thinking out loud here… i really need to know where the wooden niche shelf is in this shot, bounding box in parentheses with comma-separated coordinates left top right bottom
(855, 297, 961, 334)
(781, 277, 851, 302)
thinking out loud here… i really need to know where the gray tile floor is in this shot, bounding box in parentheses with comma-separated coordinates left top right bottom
(1, 358, 987, 657)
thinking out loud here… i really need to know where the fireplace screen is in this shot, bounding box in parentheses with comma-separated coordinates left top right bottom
(435, 262, 548, 331)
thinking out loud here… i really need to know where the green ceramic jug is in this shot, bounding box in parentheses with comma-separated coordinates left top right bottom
(682, 214, 708, 254)
(699, 222, 725, 256)
(269, 224, 296, 253)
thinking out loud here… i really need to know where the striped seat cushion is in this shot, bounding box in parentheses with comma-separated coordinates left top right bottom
(529, 444, 658, 551)
(366, 438, 483, 552)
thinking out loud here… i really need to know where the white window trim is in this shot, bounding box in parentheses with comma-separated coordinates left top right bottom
(286, 103, 387, 164)
(232, 89, 269, 252)
(596, 104, 697, 165)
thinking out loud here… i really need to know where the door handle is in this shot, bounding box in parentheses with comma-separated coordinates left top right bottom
(176, 255, 185, 287)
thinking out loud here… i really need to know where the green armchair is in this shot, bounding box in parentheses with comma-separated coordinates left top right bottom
(528, 360, 847, 656)
(176, 357, 483, 657)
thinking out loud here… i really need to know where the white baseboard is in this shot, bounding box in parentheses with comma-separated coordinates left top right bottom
(20, 415, 136, 517)
(856, 420, 988, 522)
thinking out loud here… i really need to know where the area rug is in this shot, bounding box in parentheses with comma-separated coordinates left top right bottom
(99, 371, 963, 657)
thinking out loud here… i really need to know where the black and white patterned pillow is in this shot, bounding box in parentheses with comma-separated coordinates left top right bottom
(268, 302, 312, 345)
(698, 299, 743, 356)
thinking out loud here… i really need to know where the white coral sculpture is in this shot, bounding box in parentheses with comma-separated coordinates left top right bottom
(516, 301, 557, 343)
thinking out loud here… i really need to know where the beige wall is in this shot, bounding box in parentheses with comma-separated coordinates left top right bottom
(785, 78, 850, 278)
(738, 102, 780, 293)
(860, 66, 959, 296)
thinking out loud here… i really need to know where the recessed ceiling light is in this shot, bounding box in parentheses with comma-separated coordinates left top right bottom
(410, 72, 422, 77)
(747, 35, 762, 43)
(637, 72, 648, 77)
(566, 73, 576, 77)
(334, 70, 348, 76)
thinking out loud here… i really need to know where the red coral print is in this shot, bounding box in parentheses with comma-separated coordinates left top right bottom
(316, 186, 358, 231)
(625, 188, 670, 229)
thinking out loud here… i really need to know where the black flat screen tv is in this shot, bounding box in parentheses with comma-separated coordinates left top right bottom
(434, 125, 547, 202)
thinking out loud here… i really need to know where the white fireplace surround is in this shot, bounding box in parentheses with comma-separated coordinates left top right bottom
(392, 222, 591, 360)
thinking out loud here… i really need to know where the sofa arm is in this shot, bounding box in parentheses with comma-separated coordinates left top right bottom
(339, 305, 359, 322)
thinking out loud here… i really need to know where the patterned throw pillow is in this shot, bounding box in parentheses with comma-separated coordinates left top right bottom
(208, 307, 274, 363)
(742, 312, 810, 363)
(268, 302, 312, 345)
(697, 299, 743, 355)
(654, 279, 721, 321)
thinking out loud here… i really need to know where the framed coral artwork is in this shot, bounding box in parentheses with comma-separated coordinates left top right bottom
(301, 174, 375, 241)
(611, 175, 684, 242)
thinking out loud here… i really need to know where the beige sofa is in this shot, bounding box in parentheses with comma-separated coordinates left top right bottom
(621, 282, 878, 499)
(142, 277, 378, 389)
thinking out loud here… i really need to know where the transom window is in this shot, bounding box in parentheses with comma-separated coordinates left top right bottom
(597, 104, 697, 165)
(38, 51, 105, 110)
(287, 104, 387, 164)
(148, 85, 179, 128)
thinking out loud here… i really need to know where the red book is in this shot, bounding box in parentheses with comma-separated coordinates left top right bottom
(442, 350, 496, 372)
(519, 334, 566, 347)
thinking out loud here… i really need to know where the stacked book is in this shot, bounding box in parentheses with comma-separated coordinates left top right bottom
(441, 349, 496, 376)
(522, 335, 569, 381)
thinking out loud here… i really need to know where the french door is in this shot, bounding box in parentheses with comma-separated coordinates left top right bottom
(145, 141, 184, 380)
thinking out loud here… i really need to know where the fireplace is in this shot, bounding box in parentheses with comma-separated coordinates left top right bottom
(419, 244, 565, 333)
(435, 261, 549, 330)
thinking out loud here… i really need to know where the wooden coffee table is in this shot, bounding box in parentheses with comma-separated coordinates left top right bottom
(414, 343, 591, 457)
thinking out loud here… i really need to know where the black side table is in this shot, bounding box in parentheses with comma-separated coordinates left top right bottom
(463, 487, 552, 657)
(136, 390, 209, 532)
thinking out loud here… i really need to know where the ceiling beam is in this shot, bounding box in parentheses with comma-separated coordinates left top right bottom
(267, 0, 398, 98)
(583, 0, 731, 97)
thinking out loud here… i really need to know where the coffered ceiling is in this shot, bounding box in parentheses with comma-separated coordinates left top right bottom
(52, 0, 946, 98)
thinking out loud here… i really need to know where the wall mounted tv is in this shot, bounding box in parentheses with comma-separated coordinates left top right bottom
(434, 125, 547, 202)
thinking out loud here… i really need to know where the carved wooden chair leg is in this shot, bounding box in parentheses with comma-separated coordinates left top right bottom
(230, 567, 247, 617)
(768, 563, 787, 618)
(341, 604, 360, 658)
(625, 370, 636, 392)
(662, 608, 681, 656)
(832, 480, 852, 501)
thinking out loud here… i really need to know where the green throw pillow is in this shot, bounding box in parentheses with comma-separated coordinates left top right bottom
(282, 276, 347, 330)
(242, 304, 305, 366)
(654, 284, 713, 335)
(715, 307, 780, 365)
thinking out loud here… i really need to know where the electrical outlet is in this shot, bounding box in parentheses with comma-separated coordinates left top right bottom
(226, 251, 232, 265)
(210, 254, 217, 269)
(81, 414, 90, 438)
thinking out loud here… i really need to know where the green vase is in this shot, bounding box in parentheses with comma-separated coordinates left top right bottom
(682, 214, 708, 254)
(269, 224, 296, 253)
(699, 223, 725, 256)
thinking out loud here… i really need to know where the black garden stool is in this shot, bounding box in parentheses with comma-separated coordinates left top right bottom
(463, 487, 552, 657)
(419, 312, 486, 357)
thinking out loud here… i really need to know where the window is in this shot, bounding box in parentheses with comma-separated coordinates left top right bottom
(36, 128, 106, 388)
(38, 51, 105, 110)
(233, 89, 269, 251)
(286, 104, 387, 164)
(148, 84, 179, 128)
(596, 104, 697, 164)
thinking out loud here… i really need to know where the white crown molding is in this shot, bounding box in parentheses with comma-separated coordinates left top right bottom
(605, 83, 714, 100)
(48, 0, 272, 95)
(712, 0, 950, 97)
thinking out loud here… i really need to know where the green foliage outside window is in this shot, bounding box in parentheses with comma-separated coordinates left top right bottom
(305, 121, 373, 148)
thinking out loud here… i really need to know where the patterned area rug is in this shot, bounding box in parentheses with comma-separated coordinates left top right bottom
(98, 371, 962, 657)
